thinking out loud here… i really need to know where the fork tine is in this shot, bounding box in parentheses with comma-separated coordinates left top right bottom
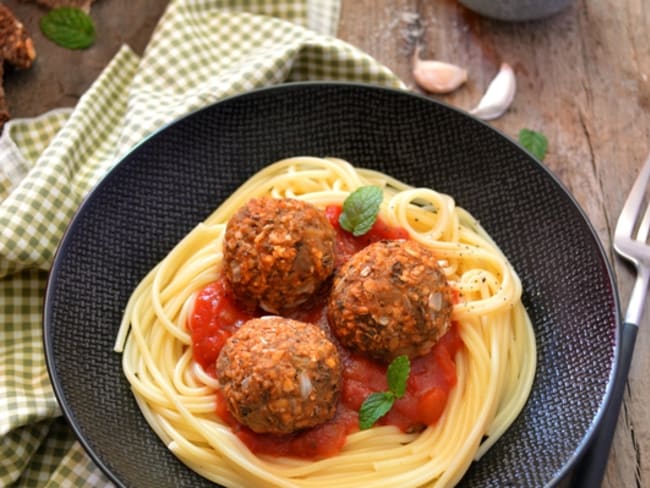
(636, 198, 650, 241)
(615, 153, 650, 239)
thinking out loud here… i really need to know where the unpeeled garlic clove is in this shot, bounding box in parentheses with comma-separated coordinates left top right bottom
(412, 47, 468, 94)
(470, 63, 516, 120)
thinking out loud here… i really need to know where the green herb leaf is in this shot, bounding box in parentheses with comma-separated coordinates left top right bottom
(359, 391, 395, 430)
(40, 7, 96, 50)
(358, 356, 412, 430)
(518, 128, 548, 161)
(386, 355, 410, 399)
(339, 186, 383, 236)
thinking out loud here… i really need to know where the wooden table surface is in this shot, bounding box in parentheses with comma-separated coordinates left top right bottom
(3, 1, 649, 486)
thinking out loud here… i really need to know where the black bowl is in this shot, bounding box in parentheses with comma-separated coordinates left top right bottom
(44, 82, 619, 487)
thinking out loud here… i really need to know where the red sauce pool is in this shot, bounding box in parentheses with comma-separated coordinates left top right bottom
(188, 205, 462, 459)
(323, 204, 409, 266)
(189, 280, 256, 376)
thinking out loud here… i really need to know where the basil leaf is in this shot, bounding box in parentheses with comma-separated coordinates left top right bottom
(359, 391, 395, 430)
(386, 355, 410, 399)
(40, 7, 96, 50)
(518, 128, 548, 161)
(339, 186, 383, 236)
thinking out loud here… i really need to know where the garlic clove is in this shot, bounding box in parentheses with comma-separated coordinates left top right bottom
(470, 63, 516, 120)
(412, 48, 468, 94)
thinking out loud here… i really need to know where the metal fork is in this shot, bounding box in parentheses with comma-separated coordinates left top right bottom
(574, 154, 650, 486)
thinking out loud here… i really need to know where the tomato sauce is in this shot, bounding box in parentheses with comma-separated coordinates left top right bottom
(324, 204, 409, 266)
(189, 280, 256, 375)
(187, 204, 463, 459)
(341, 324, 462, 431)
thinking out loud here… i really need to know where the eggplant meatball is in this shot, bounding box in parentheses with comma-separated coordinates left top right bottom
(216, 317, 342, 435)
(328, 240, 453, 362)
(223, 197, 335, 313)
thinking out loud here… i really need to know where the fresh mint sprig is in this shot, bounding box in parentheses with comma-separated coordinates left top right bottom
(358, 355, 410, 430)
(40, 7, 96, 50)
(518, 128, 548, 161)
(339, 185, 383, 237)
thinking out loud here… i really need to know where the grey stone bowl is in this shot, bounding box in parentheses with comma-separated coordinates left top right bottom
(459, 0, 573, 21)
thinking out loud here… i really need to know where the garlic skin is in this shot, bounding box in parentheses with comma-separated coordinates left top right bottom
(470, 63, 516, 120)
(412, 48, 468, 94)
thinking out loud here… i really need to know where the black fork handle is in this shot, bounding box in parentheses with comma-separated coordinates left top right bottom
(572, 320, 638, 486)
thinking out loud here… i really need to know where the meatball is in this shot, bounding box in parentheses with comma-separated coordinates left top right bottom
(223, 197, 335, 313)
(327, 240, 453, 362)
(216, 317, 342, 435)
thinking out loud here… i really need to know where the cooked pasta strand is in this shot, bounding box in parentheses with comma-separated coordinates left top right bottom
(115, 156, 536, 488)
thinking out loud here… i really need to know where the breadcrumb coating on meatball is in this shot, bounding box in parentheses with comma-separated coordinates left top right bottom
(327, 240, 453, 362)
(223, 198, 336, 314)
(216, 317, 342, 435)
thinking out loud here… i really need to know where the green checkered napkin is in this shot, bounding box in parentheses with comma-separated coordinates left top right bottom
(0, 0, 403, 486)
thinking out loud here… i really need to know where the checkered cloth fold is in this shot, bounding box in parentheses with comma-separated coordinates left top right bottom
(0, 1, 402, 486)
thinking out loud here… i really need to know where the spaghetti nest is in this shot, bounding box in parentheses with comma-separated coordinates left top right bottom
(115, 156, 536, 488)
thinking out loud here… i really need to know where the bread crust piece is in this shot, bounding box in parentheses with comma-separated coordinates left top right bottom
(0, 3, 36, 129)
(0, 4, 36, 69)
